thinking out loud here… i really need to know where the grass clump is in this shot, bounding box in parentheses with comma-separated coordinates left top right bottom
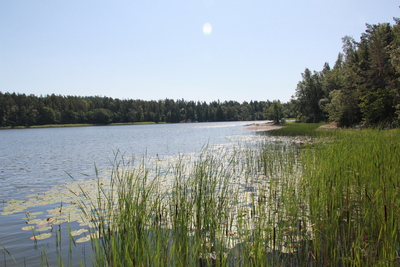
(267, 121, 326, 137)
(72, 143, 309, 266)
(300, 128, 400, 266)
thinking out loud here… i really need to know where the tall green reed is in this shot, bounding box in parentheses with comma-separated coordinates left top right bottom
(71, 142, 305, 266)
(300, 128, 400, 265)
(67, 125, 400, 266)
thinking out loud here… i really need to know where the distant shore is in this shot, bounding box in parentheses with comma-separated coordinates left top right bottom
(0, 121, 160, 130)
(1, 121, 282, 130)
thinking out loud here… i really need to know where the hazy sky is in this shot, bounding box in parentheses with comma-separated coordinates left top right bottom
(1, 1, 398, 103)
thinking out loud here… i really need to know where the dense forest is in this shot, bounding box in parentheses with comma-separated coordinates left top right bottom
(293, 18, 400, 127)
(0, 92, 295, 127)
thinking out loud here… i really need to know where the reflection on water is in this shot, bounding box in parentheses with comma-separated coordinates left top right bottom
(0, 122, 266, 201)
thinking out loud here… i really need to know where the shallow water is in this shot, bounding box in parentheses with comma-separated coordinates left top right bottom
(0, 121, 269, 266)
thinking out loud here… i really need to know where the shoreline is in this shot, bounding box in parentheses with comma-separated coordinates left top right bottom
(0, 121, 278, 130)
(0, 121, 159, 130)
(245, 122, 284, 131)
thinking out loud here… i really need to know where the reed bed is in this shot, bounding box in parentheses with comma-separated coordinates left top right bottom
(71, 142, 309, 266)
(12, 125, 398, 266)
(300, 129, 400, 266)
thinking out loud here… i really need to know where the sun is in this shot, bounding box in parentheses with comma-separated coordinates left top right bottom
(203, 23, 212, 36)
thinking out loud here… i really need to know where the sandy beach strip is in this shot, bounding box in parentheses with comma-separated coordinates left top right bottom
(245, 122, 283, 131)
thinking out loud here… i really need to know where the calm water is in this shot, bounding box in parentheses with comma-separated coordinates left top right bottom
(0, 121, 267, 266)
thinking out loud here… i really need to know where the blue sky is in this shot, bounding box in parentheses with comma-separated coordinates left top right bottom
(0, 1, 398, 103)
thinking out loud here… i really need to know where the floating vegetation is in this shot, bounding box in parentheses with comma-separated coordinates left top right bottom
(70, 229, 88, 237)
(30, 233, 52, 241)
(21, 226, 34, 231)
(0, 211, 14, 215)
(28, 212, 43, 216)
(26, 219, 48, 225)
(35, 226, 52, 232)
(75, 236, 91, 243)
(21, 215, 36, 220)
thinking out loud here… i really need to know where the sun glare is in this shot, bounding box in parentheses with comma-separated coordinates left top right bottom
(203, 23, 212, 36)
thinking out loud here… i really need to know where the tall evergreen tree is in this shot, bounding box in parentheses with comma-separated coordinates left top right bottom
(294, 68, 326, 122)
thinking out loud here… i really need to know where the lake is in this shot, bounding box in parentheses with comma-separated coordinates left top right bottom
(0, 121, 270, 266)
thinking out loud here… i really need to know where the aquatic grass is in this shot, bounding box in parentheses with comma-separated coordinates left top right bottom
(69, 143, 305, 266)
(77, 127, 399, 266)
(1, 243, 18, 266)
(300, 128, 400, 265)
(266, 122, 327, 137)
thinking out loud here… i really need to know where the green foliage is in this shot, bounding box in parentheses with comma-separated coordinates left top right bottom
(264, 100, 284, 123)
(390, 18, 400, 75)
(359, 88, 396, 126)
(88, 108, 114, 124)
(322, 89, 361, 127)
(73, 144, 306, 266)
(294, 19, 400, 127)
(37, 106, 58, 125)
(0, 92, 279, 127)
(294, 68, 326, 123)
(301, 129, 400, 265)
(266, 121, 325, 137)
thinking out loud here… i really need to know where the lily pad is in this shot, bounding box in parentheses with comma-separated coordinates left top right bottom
(75, 236, 91, 243)
(29, 212, 43, 216)
(22, 226, 35, 231)
(70, 229, 88, 236)
(52, 218, 67, 224)
(22, 215, 37, 220)
(36, 226, 52, 232)
(10, 207, 26, 213)
(28, 219, 48, 225)
(30, 233, 52, 240)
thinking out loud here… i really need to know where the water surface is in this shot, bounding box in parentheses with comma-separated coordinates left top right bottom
(0, 121, 267, 266)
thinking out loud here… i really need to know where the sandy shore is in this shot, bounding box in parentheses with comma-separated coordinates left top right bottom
(317, 121, 339, 129)
(245, 122, 283, 131)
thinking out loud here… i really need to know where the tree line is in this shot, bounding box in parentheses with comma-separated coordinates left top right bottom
(0, 92, 295, 127)
(6, 19, 398, 128)
(293, 18, 400, 127)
